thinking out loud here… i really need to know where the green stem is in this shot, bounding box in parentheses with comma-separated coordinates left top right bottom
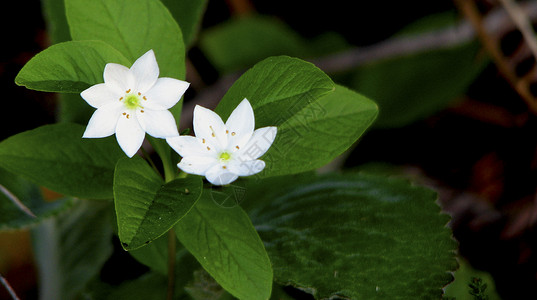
(166, 228, 176, 300)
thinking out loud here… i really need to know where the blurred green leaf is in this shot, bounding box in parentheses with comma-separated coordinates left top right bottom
(0, 168, 72, 230)
(114, 157, 202, 250)
(175, 194, 273, 300)
(0, 123, 124, 199)
(15, 40, 130, 93)
(160, 0, 208, 47)
(444, 257, 501, 300)
(200, 16, 307, 73)
(351, 42, 486, 128)
(246, 172, 457, 299)
(32, 199, 114, 300)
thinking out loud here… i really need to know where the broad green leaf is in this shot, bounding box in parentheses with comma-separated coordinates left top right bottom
(246, 172, 457, 299)
(0, 123, 124, 199)
(260, 84, 378, 177)
(32, 199, 114, 300)
(65, 0, 186, 80)
(15, 40, 130, 93)
(200, 16, 307, 73)
(160, 0, 208, 47)
(0, 168, 72, 229)
(114, 157, 202, 250)
(216, 56, 335, 128)
(175, 195, 273, 300)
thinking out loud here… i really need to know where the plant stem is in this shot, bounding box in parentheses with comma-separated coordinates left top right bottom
(0, 273, 20, 300)
(166, 228, 176, 300)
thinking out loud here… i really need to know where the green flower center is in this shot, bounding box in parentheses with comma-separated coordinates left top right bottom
(219, 152, 231, 162)
(124, 94, 141, 109)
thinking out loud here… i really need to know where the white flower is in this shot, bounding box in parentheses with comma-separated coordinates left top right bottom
(167, 99, 277, 185)
(81, 49, 189, 157)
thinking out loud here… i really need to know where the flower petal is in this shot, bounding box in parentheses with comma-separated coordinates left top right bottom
(81, 83, 121, 108)
(104, 63, 134, 94)
(137, 109, 179, 138)
(178, 156, 218, 176)
(228, 159, 265, 176)
(144, 78, 190, 110)
(239, 126, 277, 160)
(193, 105, 228, 150)
(225, 98, 255, 152)
(83, 102, 123, 138)
(115, 114, 145, 157)
(167, 136, 214, 158)
(131, 50, 159, 93)
(205, 164, 239, 186)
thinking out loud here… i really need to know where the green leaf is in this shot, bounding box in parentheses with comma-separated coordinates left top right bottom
(215, 57, 377, 177)
(65, 0, 186, 80)
(0, 168, 72, 230)
(200, 16, 308, 73)
(175, 194, 273, 300)
(216, 56, 335, 127)
(114, 157, 202, 250)
(246, 172, 457, 299)
(15, 40, 130, 93)
(0, 123, 124, 199)
(160, 0, 208, 47)
(261, 84, 378, 177)
(32, 199, 114, 299)
(41, 0, 71, 44)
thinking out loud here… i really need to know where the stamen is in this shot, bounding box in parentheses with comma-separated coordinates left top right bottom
(212, 133, 215, 137)
(226, 130, 229, 134)
(231, 132, 236, 136)
(138, 92, 141, 96)
(126, 89, 131, 93)
(119, 97, 123, 101)
(122, 112, 126, 115)
(126, 114, 130, 119)
(222, 166, 227, 169)
(143, 96, 147, 100)
(236, 146, 240, 150)
(202, 138, 205, 144)
(140, 110, 144, 113)
(209, 125, 216, 137)
(207, 146, 211, 151)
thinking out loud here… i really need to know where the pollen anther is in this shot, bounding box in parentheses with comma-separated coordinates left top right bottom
(231, 132, 236, 136)
(126, 89, 131, 93)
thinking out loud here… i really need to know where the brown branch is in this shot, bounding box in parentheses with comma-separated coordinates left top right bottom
(454, 0, 537, 115)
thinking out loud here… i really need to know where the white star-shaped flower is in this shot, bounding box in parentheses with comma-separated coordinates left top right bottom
(167, 99, 277, 185)
(81, 49, 189, 157)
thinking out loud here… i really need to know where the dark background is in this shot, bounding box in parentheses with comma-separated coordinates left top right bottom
(3, 0, 537, 299)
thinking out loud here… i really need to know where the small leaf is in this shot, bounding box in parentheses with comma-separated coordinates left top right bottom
(0, 123, 124, 199)
(246, 172, 457, 299)
(15, 40, 130, 93)
(65, 0, 186, 80)
(175, 194, 273, 300)
(114, 157, 202, 250)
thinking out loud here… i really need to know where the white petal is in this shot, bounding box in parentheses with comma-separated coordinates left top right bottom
(239, 126, 277, 160)
(137, 109, 178, 138)
(144, 78, 189, 110)
(193, 105, 228, 150)
(167, 136, 213, 158)
(103, 63, 134, 94)
(228, 159, 265, 176)
(178, 156, 218, 176)
(82, 103, 123, 138)
(81, 83, 121, 108)
(225, 98, 255, 151)
(115, 114, 145, 157)
(131, 50, 159, 93)
(205, 164, 239, 186)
